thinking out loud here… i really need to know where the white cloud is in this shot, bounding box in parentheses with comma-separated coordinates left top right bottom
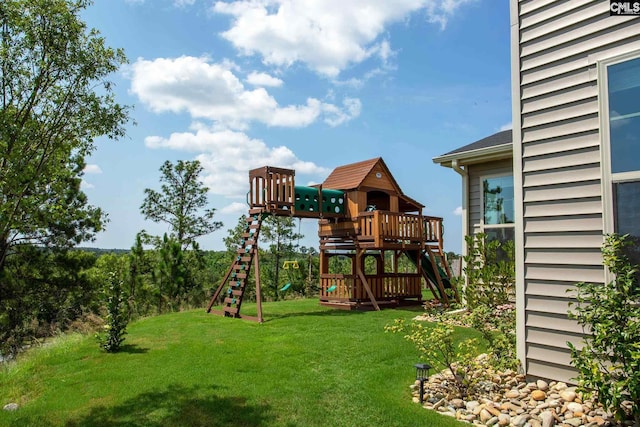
(130, 56, 360, 130)
(83, 164, 103, 174)
(453, 206, 463, 216)
(145, 128, 329, 197)
(499, 122, 512, 132)
(125, 0, 194, 5)
(81, 180, 95, 190)
(246, 71, 283, 87)
(220, 202, 248, 214)
(174, 0, 195, 6)
(213, 0, 474, 77)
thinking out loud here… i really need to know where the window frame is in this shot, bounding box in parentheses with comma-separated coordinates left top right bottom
(599, 50, 640, 236)
(479, 172, 515, 238)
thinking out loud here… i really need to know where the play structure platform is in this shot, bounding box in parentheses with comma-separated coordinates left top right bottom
(206, 158, 459, 321)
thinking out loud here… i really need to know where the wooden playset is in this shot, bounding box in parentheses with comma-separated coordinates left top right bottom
(206, 158, 459, 322)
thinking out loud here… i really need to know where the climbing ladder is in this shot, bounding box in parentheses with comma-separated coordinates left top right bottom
(206, 209, 267, 321)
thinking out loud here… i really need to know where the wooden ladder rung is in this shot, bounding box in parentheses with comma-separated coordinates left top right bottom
(223, 306, 239, 314)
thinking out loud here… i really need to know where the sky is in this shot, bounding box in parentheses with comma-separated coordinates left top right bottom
(80, 0, 512, 254)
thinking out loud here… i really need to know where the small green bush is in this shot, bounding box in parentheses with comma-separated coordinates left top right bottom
(568, 234, 640, 425)
(459, 233, 519, 371)
(460, 233, 514, 310)
(97, 272, 128, 353)
(385, 319, 479, 399)
(469, 303, 518, 371)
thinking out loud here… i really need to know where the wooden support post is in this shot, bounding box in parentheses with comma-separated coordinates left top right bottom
(254, 237, 263, 323)
(356, 248, 380, 311)
(207, 260, 235, 312)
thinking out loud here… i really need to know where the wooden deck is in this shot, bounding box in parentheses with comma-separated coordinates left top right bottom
(319, 211, 443, 249)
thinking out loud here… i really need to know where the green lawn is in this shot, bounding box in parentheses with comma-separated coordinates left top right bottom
(0, 299, 479, 426)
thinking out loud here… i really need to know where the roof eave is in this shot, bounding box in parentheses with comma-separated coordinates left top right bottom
(432, 143, 512, 168)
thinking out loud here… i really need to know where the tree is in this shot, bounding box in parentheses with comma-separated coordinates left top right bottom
(0, 0, 130, 272)
(223, 214, 249, 254)
(0, 247, 100, 357)
(261, 216, 302, 300)
(141, 160, 222, 249)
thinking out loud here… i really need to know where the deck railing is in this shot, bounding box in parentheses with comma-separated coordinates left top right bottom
(357, 211, 443, 245)
(248, 166, 295, 210)
(320, 274, 421, 301)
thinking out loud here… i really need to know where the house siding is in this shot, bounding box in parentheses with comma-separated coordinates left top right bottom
(512, 0, 640, 382)
(467, 159, 513, 235)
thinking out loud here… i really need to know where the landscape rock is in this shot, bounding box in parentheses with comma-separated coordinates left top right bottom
(3, 403, 18, 412)
(567, 402, 584, 414)
(480, 409, 493, 423)
(505, 390, 521, 399)
(498, 413, 511, 426)
(540, 410, 556, 427)
(466, 400, 480, 411)
(407, 353, 624, 426)
(560, 391, 577, 402)
(450, 398, 464, 409)
(512, 414, 530, 427)
(532, 390, 547, 401)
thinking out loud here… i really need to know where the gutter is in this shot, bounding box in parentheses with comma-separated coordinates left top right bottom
(432, 143, 512, 167)
(451, 160, 468, 260)
(451, 160, 469, 298)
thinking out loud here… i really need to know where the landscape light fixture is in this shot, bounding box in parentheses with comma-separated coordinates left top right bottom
(414, 363, 432, 404)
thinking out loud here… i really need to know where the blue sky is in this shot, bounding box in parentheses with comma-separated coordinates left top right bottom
(81, 0, 512, 253)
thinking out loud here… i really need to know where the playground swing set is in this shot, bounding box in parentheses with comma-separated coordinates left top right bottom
(206, 157, 459, 322)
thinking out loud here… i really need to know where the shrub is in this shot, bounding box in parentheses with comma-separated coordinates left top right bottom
(568, 234, 640, 425)
(458, 233, 519, 371)
(385, 319, 479, 399)
(469, 303, 518, 371)
(97, 272, 128, 353)
(460, 233, 514, 310)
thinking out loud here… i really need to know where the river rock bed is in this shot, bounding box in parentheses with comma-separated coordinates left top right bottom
(410, 359, 633, 427)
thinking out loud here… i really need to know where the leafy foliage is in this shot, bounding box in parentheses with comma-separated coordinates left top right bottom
(140, 160, 222, 249)
(0, 0, 129, 355)
(259, 216, 303, 300)
(0, 0, 130, 270)
(459, 233, 514, 310)
(468, 303, 518, 371)
(97, 272, 128, 353)
(385, 319, 480, 399)
(0, 247, 99, 357)
(568, 234, 640, 425)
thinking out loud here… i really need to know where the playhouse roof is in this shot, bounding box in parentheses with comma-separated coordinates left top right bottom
(322, 157, 402, 192)
(322, 157, 424, 211)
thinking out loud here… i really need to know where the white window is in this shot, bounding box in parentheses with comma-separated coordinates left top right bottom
(601, 53, 640, 265)
(481, 174, 515, 244)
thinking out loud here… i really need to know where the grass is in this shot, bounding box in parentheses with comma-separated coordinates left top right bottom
(0, 298, 481, 426)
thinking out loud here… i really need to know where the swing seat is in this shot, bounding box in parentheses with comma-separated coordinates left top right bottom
(280, 283, 292, 291)
(327, 284, 337, 292)
(283, 260, 299, 270)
